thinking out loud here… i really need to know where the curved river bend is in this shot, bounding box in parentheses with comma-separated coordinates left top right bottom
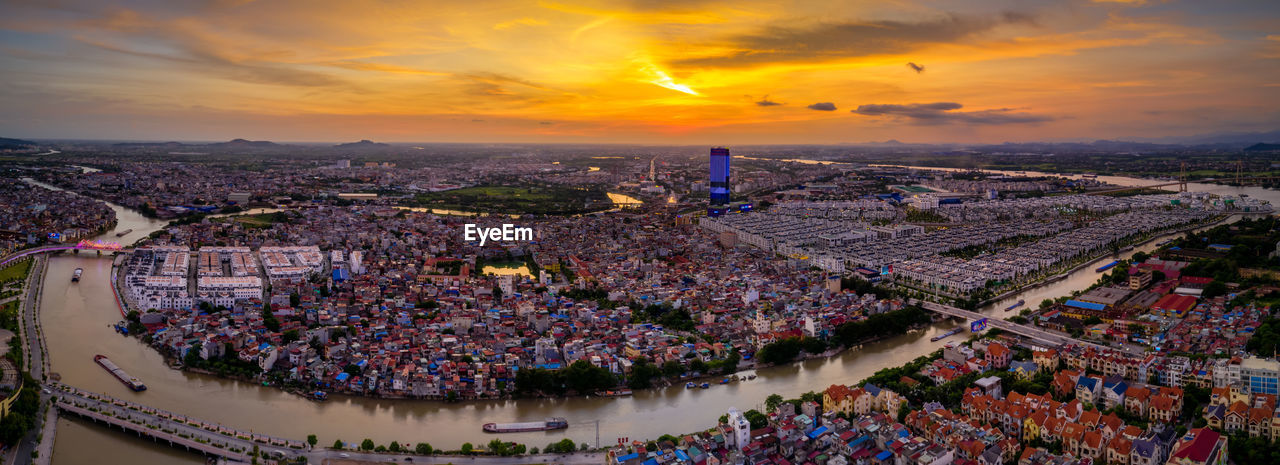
(44, 174, 1279, 464)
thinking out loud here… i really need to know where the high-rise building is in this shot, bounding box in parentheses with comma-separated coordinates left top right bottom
(709, 147, 731, 214)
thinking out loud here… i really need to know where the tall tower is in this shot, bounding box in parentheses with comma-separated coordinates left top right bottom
(709, 147, 731, 210)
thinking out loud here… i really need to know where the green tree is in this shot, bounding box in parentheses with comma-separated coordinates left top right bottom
(185, 342, 203, 367)
(307, 434, 317, 447)
(332, 439, 344, 449)
(389, 441, 401, 452)
(1202, 280, 1228, 299)
(489, 439, 510, 456)
(662, 360, 683, 378)
(360, 438, 375, 451)
(461, 442, 474, 454)
(415, 443, 433, 455)
(765, 394, 785, 413)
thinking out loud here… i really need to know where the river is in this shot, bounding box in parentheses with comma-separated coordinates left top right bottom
(43, 172, 1280, 464)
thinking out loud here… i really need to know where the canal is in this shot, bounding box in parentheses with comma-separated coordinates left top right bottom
(45, 174, 1280, 464)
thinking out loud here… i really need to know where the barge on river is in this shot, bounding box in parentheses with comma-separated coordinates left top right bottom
(931, 328, 964, 342)
(483, 418, 568, 433)
(94, 355, 146, 391)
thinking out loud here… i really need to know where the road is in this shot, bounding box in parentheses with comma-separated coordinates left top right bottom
(8, 256, 50, 465)
(20, 257, 48, 381)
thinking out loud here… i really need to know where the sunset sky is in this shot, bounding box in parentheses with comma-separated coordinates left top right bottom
(1, 0, 1277, 144)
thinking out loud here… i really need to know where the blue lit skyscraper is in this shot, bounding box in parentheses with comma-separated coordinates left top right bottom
(709, 147, 730, 207)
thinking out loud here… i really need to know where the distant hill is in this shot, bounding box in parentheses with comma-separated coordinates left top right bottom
(334, 139, 390, 149)
(1245, 142, 1280, 152)
(0, 137, 38, 150)
(111, 141, 186, 148)
(208, 138, 280, 148)
(1129, 129, 1280, 147)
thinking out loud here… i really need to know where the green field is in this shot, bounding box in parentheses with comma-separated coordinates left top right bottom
(0, 260, 31, 284)
(413, 185, 609, 215)
(232, 211, 291, 228)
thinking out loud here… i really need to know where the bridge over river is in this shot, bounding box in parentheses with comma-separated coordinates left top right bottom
(0, 240, 128, 268)
(910, 299, 1111, 351)
(51, 383, 309, 462)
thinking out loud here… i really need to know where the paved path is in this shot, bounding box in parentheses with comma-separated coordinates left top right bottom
(33, 404, 55, 465)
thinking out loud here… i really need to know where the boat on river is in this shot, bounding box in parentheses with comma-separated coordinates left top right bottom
(115, 229, 133, 237)
(94, 355, 146, 391)
(1005, 299, 1026, 311)
(483, 418, 568, 433)
(594, 389, 633, 397)
(72, 268, 82, 282)
(931, 328, 964, 342)
(1096, 260, 1120, 272)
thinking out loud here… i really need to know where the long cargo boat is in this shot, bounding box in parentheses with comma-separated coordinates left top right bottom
(594, 389, 633, 397)
(1005, 299, 1025, 311)
(94, 355, 146, 391)
(930, 328, 964, 342)
(483, 418, 568, 433)
(1096, 260, 1120, 273)
(115, 229, 133, 237)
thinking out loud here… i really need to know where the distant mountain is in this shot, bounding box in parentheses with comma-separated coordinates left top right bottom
(111, 141, 187, 148)
(334, 139, 390, 149)
(1130, 129, 1280, 147)
(1245, 142, 1280, 152)
(208, 138, 280, 148)
(0, 137, 38, 150)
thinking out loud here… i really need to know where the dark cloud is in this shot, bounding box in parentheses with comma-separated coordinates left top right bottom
(539, 121, 554, 125)
(807, 102, 837, 111)
(673, 12, 1034, 68)
(852, 102, 1051, 125)
(907, 62, 925, 73)
(756, 95, 782, 106)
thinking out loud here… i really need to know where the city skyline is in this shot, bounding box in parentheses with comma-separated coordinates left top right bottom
(2, 0, 1279, 144)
